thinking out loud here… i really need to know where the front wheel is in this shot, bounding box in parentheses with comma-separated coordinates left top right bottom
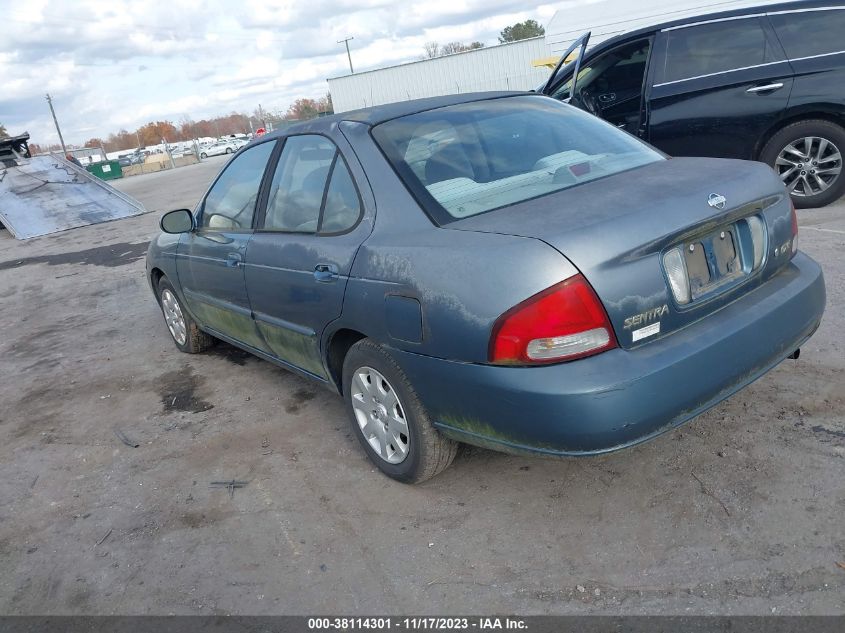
(342, 339, 458, 483)
(200, 152, 207, 159)
(157, 277, 214, 353)
(225, 148, 233, 154)
(760, 119, 845, 208)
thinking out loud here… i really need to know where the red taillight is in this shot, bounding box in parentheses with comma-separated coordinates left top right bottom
(790, 199, 799, 256)
(489, 274, 618, 365)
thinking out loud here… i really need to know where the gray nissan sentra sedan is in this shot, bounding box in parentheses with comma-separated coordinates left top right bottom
(146, 93, 826, 483)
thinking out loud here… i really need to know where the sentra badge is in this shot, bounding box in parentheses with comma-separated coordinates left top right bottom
(624, 304, 669, 330)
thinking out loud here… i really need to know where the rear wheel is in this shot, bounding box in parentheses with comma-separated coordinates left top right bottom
(342, 339, 458, 483)
(200, 152, 208, 159)
(225, 148, 233, 154)
(760, 119, 845, 208)
(157, 277, 214, 354)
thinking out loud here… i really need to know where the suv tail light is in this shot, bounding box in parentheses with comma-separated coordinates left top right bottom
(489, 274, 617, 365)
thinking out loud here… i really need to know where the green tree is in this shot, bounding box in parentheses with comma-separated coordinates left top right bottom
(0, 123, 8, 138)
(498, 19, 545, 43)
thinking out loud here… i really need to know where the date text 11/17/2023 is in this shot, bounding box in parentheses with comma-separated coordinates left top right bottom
(306, 617, 528, 630)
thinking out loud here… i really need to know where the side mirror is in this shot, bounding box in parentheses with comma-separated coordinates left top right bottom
(160, 209, 194, 234)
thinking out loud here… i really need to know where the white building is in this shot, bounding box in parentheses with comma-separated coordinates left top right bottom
(328, 37, 553, 113)
(327, 0, 793, 114)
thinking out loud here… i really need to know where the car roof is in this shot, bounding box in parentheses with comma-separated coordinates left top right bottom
(262, 91, 528, 138)
(587, 0, 836, 52)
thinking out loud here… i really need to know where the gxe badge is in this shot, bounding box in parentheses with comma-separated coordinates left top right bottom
(708, 193, 727, 210)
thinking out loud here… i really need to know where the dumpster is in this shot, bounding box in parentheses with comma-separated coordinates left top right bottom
(86, 160, 123, 181)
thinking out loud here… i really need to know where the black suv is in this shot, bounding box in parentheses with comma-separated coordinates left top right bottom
(542, 0, 845, 207)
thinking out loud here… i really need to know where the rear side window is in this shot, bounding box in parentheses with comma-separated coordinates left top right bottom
(321, 160, 361, 234)
(768, 9, 845, 59)
(263, 135, 361, 234)
(659, 18, 781, 83)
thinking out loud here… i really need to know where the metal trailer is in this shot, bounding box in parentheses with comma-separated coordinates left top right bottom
(0, 135, 145, 240)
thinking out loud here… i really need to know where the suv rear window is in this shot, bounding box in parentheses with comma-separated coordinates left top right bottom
(659, 18, 781, 84)
(372, 96, 661, 224)
(768, 9, 845, 59)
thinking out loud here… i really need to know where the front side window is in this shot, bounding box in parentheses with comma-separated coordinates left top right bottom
(659, 18, 781, 84)
(372, 96, 661, 223)
(768, 9, 845, 59)
(201, 141, 275, 230)
(263, 135, 361, 234)
(550, 40, 650, 102)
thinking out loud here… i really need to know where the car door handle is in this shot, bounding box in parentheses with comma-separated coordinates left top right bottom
(746, 83, 784, 94)
(314, 264, 338, 282)
(226, 253, 243, 268)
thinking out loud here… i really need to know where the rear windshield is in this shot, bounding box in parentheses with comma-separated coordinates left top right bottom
(372, 95, 662, 224)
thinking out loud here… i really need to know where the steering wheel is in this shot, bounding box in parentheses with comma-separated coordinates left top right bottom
(577, 88, 602, 117)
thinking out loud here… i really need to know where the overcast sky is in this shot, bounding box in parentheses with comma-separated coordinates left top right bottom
(0, 0, 573, 146)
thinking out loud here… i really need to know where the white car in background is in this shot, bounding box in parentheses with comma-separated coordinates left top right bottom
(199, 141, 238, 159)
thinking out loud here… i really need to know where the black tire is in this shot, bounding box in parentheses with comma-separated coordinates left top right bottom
(200, 152, 207, 159)
(759, 119, 845, 208)
(342, 339, 458, 483)
(225, 148, 233, 154)
(157, 277, 214, 354)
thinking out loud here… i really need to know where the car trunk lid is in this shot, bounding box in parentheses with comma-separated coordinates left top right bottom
(447, 157, 795, 349)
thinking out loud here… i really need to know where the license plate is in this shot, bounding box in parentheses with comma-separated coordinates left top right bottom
(684, 226, 741, 299)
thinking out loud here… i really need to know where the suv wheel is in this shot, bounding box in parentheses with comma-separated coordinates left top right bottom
(760, 119, 845, 208)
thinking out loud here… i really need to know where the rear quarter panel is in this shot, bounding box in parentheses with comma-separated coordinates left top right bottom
(332, 121, 578, 363)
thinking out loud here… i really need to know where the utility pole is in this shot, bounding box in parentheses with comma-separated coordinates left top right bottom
(45, 93, 67, 156)
(338, 36, 354, 74)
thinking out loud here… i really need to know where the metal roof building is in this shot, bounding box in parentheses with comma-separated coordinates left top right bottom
(327, 37, 552, 113)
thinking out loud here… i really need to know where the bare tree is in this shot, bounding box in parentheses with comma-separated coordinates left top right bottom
(441, 41, 484, 55)
(422, 42, 440, 59)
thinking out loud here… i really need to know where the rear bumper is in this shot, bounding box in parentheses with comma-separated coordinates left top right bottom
(389, 252, 825, 456)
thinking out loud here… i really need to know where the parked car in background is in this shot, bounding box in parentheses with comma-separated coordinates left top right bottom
(543, 0, 845, 208)
(117, 152, 144, 167)
(146, 93, 825, 482)
(199, 140, 238, 159)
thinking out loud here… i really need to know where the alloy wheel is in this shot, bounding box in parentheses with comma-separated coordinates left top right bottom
(350, 366, 410, 464)
(161, 288, 187, 345)
(775, 136, 842, 197)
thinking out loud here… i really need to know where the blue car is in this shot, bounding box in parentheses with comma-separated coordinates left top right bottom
(146, 93, 825, 482)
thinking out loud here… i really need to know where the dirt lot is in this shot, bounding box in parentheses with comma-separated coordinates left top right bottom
(1, 155, 843, 615)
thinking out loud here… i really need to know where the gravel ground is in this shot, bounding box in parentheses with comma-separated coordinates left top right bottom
(0, 156, 843, 615)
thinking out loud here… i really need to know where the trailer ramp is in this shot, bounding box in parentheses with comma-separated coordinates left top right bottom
(0, 148, 145, 240)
